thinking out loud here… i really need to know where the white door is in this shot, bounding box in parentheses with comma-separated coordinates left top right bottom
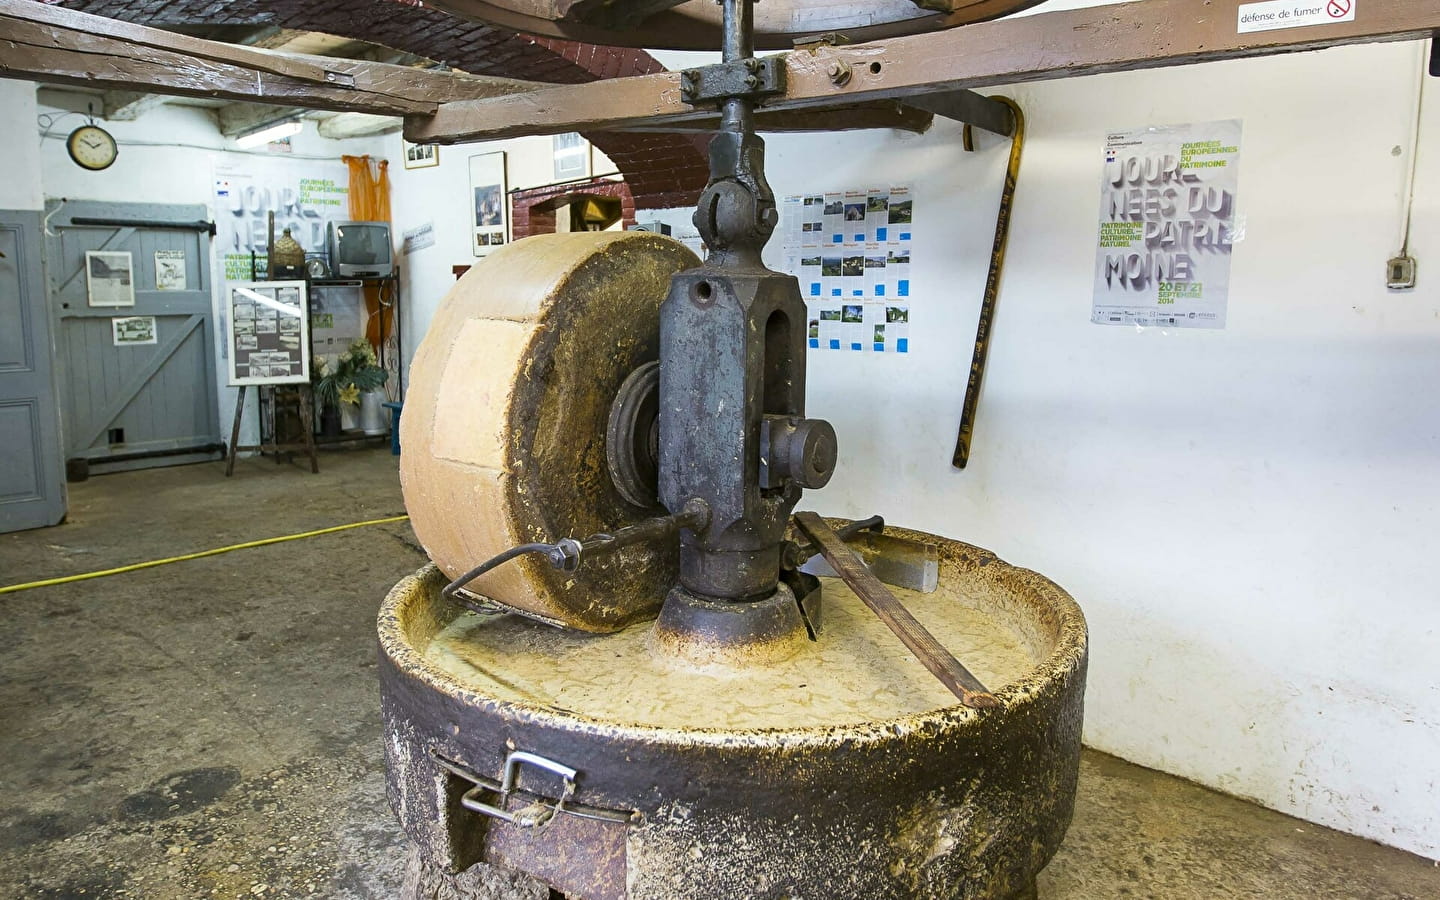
(0, 210, 66, 533)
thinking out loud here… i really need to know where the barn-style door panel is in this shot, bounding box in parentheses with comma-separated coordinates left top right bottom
(45, 200, 221, 474)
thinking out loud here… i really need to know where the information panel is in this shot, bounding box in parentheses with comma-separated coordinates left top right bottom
(226, 280, 311, 385)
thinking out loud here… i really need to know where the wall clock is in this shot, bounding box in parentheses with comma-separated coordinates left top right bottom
(67, 124, 118, 171)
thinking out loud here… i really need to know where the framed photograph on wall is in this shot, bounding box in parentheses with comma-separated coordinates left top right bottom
(553, 132, 590, 182)
(403, 140, 440, 170)
(469, 151, 509, 257)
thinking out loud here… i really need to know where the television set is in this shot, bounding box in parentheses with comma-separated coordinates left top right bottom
(327, 221, 394, 279)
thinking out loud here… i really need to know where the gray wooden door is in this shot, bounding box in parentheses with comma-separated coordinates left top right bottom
(0, 211, 66, 533)
(46, 201, 221, 473)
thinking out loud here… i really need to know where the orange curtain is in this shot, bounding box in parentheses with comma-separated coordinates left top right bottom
(342, 155, 394, 377)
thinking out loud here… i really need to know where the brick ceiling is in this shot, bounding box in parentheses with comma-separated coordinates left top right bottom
(49, 0, 709, 208)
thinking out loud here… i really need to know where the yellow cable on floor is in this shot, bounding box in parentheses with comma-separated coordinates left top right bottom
(0, 515, 410, 595)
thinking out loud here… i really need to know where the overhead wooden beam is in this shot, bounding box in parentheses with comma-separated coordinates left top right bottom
(619, 102, 935, 135)
(0, 0, 539, 117)
(408, 0, 1440, 143)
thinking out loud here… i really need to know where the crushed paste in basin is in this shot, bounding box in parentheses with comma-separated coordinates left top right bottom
(423, 575, 1035, 730)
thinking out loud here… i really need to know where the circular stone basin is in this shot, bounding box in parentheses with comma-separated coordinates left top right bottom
(378, 524, 1087, 900)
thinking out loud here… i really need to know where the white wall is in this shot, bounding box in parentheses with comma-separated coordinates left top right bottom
(767, 41, 1437, 859)
(385, 37, 1440, 859)
(0, 81, 43, 211)
(33, 89, 388, 448)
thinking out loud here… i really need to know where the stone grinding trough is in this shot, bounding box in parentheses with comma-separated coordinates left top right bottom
(378, 3, 1087, 897)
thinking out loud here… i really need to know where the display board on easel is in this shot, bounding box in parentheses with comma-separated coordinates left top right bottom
(226, 280, 311, 385)
(224, 280, 319, 475)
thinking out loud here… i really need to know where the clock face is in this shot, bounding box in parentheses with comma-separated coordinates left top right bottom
(67, 125, 118, 171)
(305, 258, 331, 280)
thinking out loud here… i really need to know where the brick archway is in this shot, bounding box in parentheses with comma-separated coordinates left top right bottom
(510, 178, 636, 239)
(53, 0, 709, 208)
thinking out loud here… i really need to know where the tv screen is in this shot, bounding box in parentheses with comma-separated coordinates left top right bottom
(329, 222, 393, 277)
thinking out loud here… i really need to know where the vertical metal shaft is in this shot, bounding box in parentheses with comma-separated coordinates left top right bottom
(720, 0, 755, 136)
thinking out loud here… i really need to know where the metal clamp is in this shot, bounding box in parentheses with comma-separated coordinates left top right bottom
(465, 751, 576, 829)
(433, 750, 638, 828)
(679, 56, 786, 105)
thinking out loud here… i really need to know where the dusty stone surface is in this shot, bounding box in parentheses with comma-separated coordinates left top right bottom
(2, 448, 1438, 898)
(0, 449, 423, 899)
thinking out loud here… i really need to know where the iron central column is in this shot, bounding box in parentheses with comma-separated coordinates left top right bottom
(657, 0, 838, 609)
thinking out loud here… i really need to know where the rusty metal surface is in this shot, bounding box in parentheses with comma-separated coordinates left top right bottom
(379, 523, 1088, 898)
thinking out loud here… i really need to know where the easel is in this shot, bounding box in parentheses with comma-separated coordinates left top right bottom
(224, 382, 320, 476)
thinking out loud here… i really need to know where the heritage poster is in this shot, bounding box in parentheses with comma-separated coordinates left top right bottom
(1093, 120, 1244, 329)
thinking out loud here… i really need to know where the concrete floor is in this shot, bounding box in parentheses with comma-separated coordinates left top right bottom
(1, 448, 1436, 899)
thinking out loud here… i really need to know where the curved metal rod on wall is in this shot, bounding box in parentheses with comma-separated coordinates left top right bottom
(953, 95, 1025, 470)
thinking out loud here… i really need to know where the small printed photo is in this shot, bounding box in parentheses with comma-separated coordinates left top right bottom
(233, 321, 256, 336)
(887, 250, 911, 265)
(867, 195, 889, 214)
(279, 334, 300, 351)
(821, 257, 842, 277)
(491, 234, 506, 247)
(824, 200, 844, 216)
(801, 257, 822, 268)
(820, 309, 842, 322)
(865, 256, 886, 269)
(279, 316, 302, 333)
(237, 334, 258, 350)
(404, 141, 439, 169)
(808, 319, 820, 339)
(475, 184, 504, 228)
(889, 200, 913, 224)
(842, 256, 864, 277)
(842, 305, 864, 324)
(233, 302, 256, 320)
(476, 232, 491, 249)
(843, 203, 866, 222)
(886, 306, 909, 323)
(873, 325, 886, 344)
(249, 364, 271, 378)
(255, 318, 277, 334)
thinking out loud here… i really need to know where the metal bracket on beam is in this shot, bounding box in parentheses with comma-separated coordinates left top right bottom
(792, 32, 853, 52)
(680, 56, 786, 105)
(902, 89, 1015, 138)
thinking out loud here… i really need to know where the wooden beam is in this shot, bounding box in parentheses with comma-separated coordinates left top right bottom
(0, 0, 539, 117)
(409, 0, 1440, 143)
(619, 102, 934, 135)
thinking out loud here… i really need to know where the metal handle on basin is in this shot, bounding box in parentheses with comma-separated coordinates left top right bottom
(433, 749, 638, 828)
(463, 750, 576, 829)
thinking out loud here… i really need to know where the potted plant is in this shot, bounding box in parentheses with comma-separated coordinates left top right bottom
(313, 339, 388, 435)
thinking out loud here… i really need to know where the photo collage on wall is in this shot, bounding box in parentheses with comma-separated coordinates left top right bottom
(780, 185, 914, 354)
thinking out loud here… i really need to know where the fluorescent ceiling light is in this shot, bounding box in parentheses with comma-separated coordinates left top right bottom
(236, 119, 303, 149)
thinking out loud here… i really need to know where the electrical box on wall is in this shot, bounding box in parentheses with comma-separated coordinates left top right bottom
(1387, 256, 1417, 291)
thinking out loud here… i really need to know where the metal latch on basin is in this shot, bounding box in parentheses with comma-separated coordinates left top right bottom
(433, 749, 639, 828)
